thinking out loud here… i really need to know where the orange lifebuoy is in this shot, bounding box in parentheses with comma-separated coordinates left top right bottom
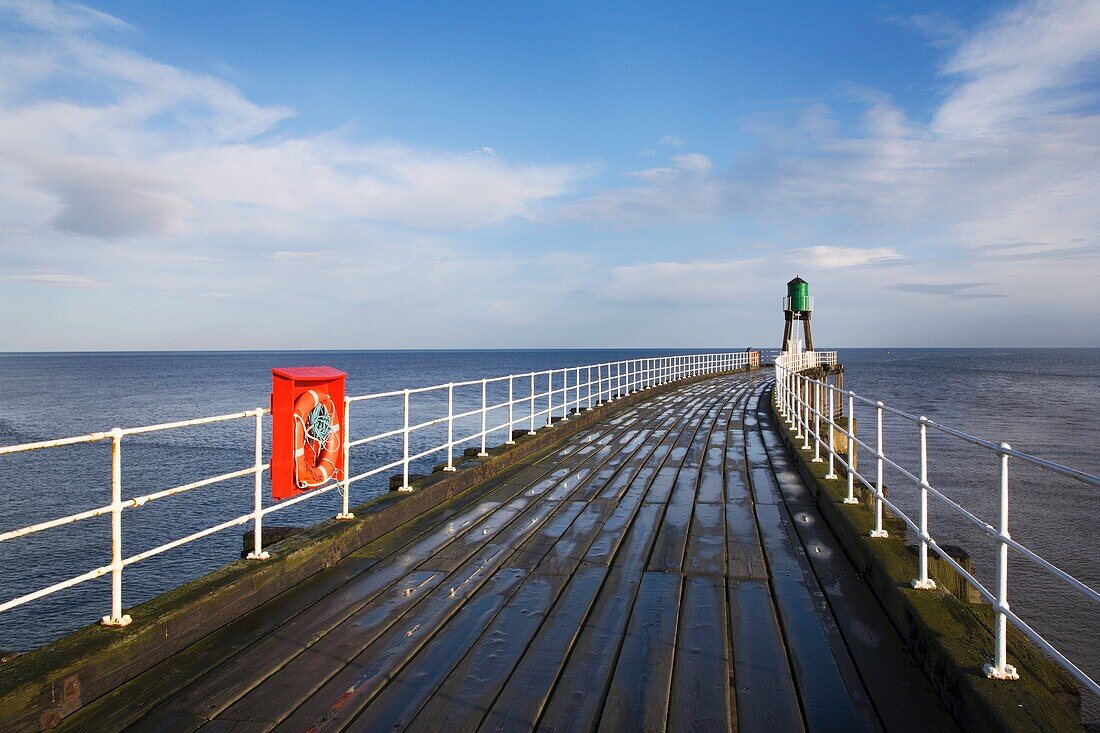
(293, 389, 342, 488)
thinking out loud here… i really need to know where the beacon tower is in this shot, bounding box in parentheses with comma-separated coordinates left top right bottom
(781, 276, 814, 353)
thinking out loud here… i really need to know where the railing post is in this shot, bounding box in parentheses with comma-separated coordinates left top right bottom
(575, 366, 581, 414)
(825, 386, 837, 479)
(337, 400, 353, 519)
(802, 378, 811, 450)
(505, 376, 516, 444)
(528, 373, 537, 435)
(812, 380, 823, 463)
(985, 443, 1019, 680)
(546, 371, 553, 426)
(788, 370, 796, 425)
(246, 409, 274, 556)
(911, 417, 936, 588)
(560, 370, 569, 421)
(478, 379, 489, 456)
(100, 428, 131, 627)
(793, 378, 803, 438)
(844, 391, 858, 504)
(398, 389, 413, 491)
(445, 383, 458, 470)
(587, 365, 593, 410)
(781, 369, 790, 422)
(869, 401, 888, 537)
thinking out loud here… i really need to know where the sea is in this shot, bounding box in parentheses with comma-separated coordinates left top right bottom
(0, 348, 1097, 720)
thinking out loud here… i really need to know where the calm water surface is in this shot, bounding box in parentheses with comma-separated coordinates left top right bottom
(0, 348, 1096, 718)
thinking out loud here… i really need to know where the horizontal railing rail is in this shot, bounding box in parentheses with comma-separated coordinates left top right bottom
(0, 352, 756, 631)
(774, 351, 1100, 698)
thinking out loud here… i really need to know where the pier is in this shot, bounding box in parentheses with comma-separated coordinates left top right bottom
(0, 351, 1093, 732)
(6, 371, 952, 731)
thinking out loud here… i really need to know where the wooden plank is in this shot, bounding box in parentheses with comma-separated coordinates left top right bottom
(758, 406, 960, 733)
(644, 466, 679, 506)
(213, 492, 569, 730)
(263, 560, 526, 731)
(533, 501, 615, 576)
(698, 441, 726, 504)
(647, 395, 735, 575)
(726, 498, 767, 580)
(743, 387, 874, 733)
(405, 402, 692, 731)
(668, 575, 732, 733)
(647, 475, 696, 572)
(66, 428, 624, 733)
(407, 391, 708, 732)
(535, 503, 664, 732)
(115, 408, 651, 732)
(684, 501, 726, 576)
(725, 386, 767, 580)
(597, 571, 682, 733)
(405, 568, 571, 731)
(127, 495, 519, 731)
(218, 390, 689, 731)
(53, 555, 380, 733)
(477, 566, 607, 732)
(345, 567, 529, 731)
(507, 500, 588, 570)
(112, 375, 771, 733)
(728, 579, 803, 733)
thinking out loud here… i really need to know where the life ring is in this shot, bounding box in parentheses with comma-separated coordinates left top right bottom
(293, 389, 342, 488)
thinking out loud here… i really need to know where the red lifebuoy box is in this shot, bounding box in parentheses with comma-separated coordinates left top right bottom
(271, 366, 347, 500)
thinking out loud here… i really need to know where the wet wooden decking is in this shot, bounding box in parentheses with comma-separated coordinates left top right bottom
(65, 373, 958, 732)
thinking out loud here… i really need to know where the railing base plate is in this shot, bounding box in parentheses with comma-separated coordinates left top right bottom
(984, 663, 1019, 681)
(100, 614, 132, 627)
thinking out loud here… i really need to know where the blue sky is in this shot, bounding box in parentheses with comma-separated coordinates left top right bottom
(0, 0, 1098, 349)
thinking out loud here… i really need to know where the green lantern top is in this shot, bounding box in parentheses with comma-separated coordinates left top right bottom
(786, 276, 811, 312)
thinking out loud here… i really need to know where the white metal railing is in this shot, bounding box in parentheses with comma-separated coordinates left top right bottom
(781, 295, 815, 311)
(774, 351, 1100, 697)
(0, 352, 757, 629)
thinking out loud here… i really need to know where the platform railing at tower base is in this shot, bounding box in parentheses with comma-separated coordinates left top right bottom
(0, 351, 759, 629)
(773, 352, 1100, 699)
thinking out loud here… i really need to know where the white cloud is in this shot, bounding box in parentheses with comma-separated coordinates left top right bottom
(558, 0, 1100, 270)
(0, 0, 583, 241)
(0, 0, 1096, 349)
(3, 272, 105, 288)
(554, 152, 724, 224)
(936, 0, 1100, 135)
(884, 12, 965, 49)
(791, 246, 904, 269)
(273, 249, 334, 260)
(599, 258, 769, 304)
(894, 281, 1002, 299)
